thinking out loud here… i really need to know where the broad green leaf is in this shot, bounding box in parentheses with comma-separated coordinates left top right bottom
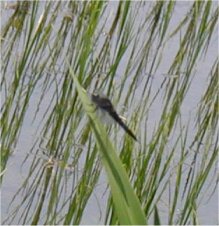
(68, 63, 146, 225)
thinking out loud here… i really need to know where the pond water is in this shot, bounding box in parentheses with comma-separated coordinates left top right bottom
(1, 1, 218, 225)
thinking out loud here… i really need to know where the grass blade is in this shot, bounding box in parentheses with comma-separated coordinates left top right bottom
(68, 63, 146, 225)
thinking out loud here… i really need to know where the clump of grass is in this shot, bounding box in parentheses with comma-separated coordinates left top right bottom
(1, 1, 218, 225)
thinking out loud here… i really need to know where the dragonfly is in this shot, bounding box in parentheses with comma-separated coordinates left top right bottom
(91, 93, 137, 141)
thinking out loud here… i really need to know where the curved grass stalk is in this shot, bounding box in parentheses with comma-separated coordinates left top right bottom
(68, 63, 146, 225)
